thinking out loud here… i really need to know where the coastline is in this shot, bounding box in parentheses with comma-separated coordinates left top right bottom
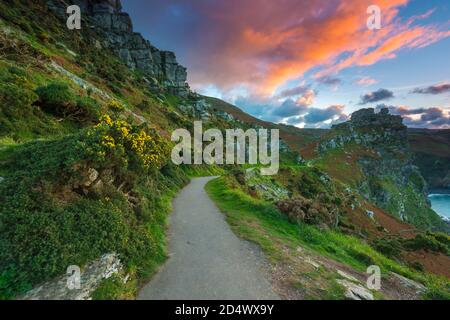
(427, 193, 450, 222)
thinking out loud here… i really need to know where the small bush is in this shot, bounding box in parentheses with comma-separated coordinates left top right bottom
(372, 238, 403, 258)
(75, 96, 101, 123)
(0, 83, 37, 118)
(35, 82, 77, 112)
(276, 196, 338, 227)
(403, 233, 449, 255)
(35, 82, 100, 123)
(136, 100, 152, 111)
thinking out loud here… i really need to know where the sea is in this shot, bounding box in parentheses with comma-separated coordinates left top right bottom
(428, 194, 450, 222)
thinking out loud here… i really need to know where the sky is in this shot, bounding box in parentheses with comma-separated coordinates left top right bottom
(122, 0, 450, 129)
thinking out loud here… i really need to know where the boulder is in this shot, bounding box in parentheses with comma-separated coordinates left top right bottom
(21, 253, 123, 300)
(390, 272, 426, 294)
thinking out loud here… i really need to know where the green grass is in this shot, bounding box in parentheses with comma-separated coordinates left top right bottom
(206, 177, 450, 299)
(181, 164, 227, 178)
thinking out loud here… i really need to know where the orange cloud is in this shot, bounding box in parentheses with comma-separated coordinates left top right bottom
(187, 0, 449, 96)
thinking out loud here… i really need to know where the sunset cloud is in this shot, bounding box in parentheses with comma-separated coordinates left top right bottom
(304, 105, 346, 124)
(139, 0, 449, 95)
(376, 104, 450, 128)
(360, 89, 394, 104)
(317, 76, 342, 87)
(277, 85, 311, 99)
(412, 82, 450, 95)
(355, 77, 378, 86)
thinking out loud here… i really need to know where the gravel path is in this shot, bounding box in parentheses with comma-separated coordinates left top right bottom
(138, 177, 279, 300)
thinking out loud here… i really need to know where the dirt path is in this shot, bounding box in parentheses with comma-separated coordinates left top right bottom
(138, 177, 279, 300)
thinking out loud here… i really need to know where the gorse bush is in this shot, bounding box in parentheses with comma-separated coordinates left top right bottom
(80, 115, 170, 171)
(108, 100, 125, 113)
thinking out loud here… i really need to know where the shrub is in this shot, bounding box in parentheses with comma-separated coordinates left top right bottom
(75, 96, 101, 123)
(108, 100, 125, 113)
(35, 82, 77, 112)
(0, 83, 37, 118)
(276, 196, 338, 227)
(136, 100, 152, 111)
(403, 233, 449, 255)
(80, 115, 170, 172)
(35, 82, 100, 123)
(372, 238, 403, 258)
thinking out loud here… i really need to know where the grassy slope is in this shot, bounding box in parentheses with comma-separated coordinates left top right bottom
(206, 177, 450, 299)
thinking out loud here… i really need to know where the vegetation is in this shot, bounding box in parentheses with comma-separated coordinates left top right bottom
(35, 82, 102, 123)
(206, 176, 450, 299)
(0, 117, 188, 299)
(0, 0, 448, 301)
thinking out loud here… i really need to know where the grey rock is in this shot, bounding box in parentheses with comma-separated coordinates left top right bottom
(337, 279, 374, 300)
(21, 253, 123, 300)
(83, 168, 99, 187)
(337, 270, 359, 283)
(390, 273, 426, 294)
(50, 61, 111, 99)
(366, 210, 375, 220)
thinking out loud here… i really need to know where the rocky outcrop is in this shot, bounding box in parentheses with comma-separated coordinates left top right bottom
(336, 279, 374, 300)
(50, 61, 111, 99)
(21, 253, 123, 300)
(322, 108, 408, 152)
(47, 0, 189, 96)
(318, 108, 446, 231)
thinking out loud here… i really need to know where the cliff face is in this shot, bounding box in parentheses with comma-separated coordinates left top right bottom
(408, 129, 450, 192)
(47, 0, 190, 97)
(318, 108, 447, 231)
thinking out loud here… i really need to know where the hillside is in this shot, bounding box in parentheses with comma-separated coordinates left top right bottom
(0, 0, 448, 300)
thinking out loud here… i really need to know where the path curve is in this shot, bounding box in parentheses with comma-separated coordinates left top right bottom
(138, 177, 279, 300)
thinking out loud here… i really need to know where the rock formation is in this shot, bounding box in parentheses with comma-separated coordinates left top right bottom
(21, 253, 123, 300)
(321, 108, 408, 150)
(318, 108, 446, 231)
(47, 0, 190, 97)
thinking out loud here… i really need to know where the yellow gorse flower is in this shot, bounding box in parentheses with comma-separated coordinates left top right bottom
(86, 115, 170, 169)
